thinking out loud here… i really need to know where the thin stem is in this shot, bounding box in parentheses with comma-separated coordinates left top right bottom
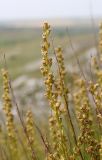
(51, 37, 84, 160)
(9, 82, 38, 160)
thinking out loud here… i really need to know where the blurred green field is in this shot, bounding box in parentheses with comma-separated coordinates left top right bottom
(0, 24, 98, 80)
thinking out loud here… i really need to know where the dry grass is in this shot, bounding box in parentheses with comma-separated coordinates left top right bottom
(0, 22, 101, 160)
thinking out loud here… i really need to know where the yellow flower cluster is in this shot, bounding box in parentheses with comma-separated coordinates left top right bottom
(2, 68, 18, 156)
(88, 81, 102, 128)
(41, 23, 68, 160)
(41, 22, 51, 77)
(26, 110, 35, 147)
(49, 115, 68, 159)
(74, 79, 100, 159)
(55, 47, 66, 79)
(55, 47, 68, 96)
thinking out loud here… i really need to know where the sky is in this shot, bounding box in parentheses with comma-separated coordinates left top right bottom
(0, 0, 102, 20)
